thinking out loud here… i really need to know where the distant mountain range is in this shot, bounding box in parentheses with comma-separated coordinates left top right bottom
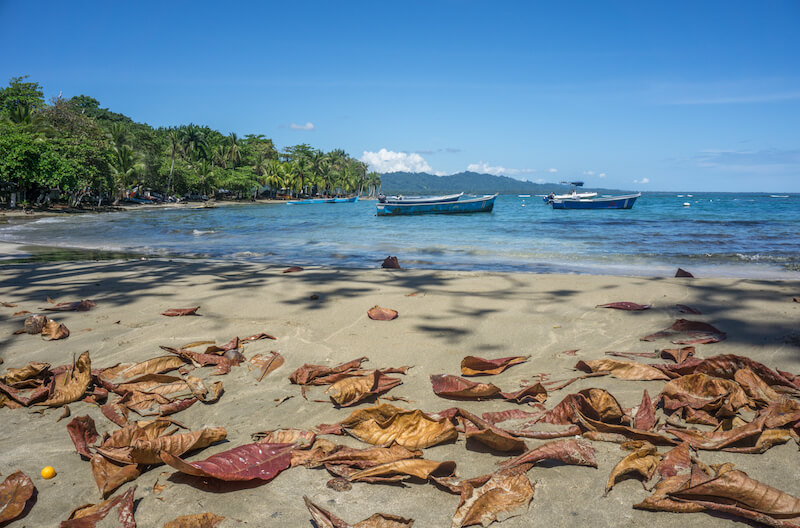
(378, 171, 628, 195)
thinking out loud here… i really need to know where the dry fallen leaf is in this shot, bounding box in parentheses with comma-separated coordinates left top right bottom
(41, 351, 91, 407)
(161, 442, 294, 481)
(596, 302, 651, 311)
(367, 306, 399, 321)
(460, 356, 529, 376)
(327, 371, 403, 407)
(304, 496, 414, 528)
(499, 438, 597, 470)
(641, 319, 726, 344)
(289, 357, 368, 386)
(97, 426, 226, 465)
(162, 307, 200, 317)
(655, 442, 691, 479)
(61, 486, 136, 528)
(451, 466, 535, 527)
(0, 471, 35, 524)
(430, 374, 501, 399)
(90, 455, 140, 498)
(283, 266, 304, 273)
(41, 318, 70, 340)
(163, 512, 225, 528)
(42, 299, 96, 312)
(66, 415, 99, 459)
(605, 443, 661, 495)
(348, 459, 456, 482)
(341, 404, 458, 449)
(381, 256, 400, 269)
(633, 390, 656, 431)
(575, 359, 669, 381)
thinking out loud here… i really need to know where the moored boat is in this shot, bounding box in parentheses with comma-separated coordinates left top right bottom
(378, 192, 463, 204)
(543, 181, 597, 203)
(377, 194, 498, 216)
(287, 196, 358, 205)
(551, 193, 641, 210)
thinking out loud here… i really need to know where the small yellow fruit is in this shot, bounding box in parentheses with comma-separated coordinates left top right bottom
(41, 466, 56, 479)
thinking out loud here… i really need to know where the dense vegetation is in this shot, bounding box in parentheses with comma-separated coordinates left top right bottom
(0, 76, 381, 208)
(380, 171, 626, 196)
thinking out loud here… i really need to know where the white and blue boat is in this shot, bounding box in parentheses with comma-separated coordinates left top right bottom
(377, 194, 498, 216)
(378, 192, 463, 204)
(543, 181, 598, 204)
(287, 196, 358, 205)
(551, 193, 641, 210)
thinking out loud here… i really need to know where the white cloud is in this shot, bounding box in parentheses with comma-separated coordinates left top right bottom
(466, 161, 536, 176)
(583, 170, 595, 175)
(548, 168, 558, 173)
(598, 173, 606, 178)
(633, 177, 650, 184)
(361, 148, 433, 173)
(289, 122, 315, 131)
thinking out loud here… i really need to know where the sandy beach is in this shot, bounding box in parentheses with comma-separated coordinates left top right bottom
(1, 257, 799, 526)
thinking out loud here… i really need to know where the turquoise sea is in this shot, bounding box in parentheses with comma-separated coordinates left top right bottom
(1, 193, 799, 278)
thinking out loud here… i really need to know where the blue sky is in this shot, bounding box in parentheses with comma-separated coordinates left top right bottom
(2, 1, 799, 191)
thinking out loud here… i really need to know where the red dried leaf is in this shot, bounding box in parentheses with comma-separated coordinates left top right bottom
(641, 319, 726, 344)
(633, 390, 656, 431)
(60, 486, 136, 528)
(695, 354, 798, 389)
(283, 266, 304, 273)
(289, 357, 368, 386)
(596, 302, 651, 311)
(381, 256, 400, 269)
(367, 306, 398, 321)
(499, 383, 547, 404)
(675, 268, 694, 278)
(656, 442, 691, 479)
(0, 471, 35, 524)
(66, 415, 99, 459)
(659, 372, 750, 415)
(460, 355, 529, 376)
(675, 304, 702, 314)
(482, 409, 542, 425)
(161, 442, 294, 481)
(43, 300, 96, 312)
(161, 307, 200, 317)
(499, 438, 597, 470)
(430, 374, 501, 399)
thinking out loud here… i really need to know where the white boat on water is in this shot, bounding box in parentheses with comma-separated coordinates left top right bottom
(543, 181, 597, 203)
(378, 192, 463, 204)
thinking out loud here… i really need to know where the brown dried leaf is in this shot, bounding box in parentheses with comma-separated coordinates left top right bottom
(342, 405, 458, 449)
(283, 266, 304, 273)
(605, 443, 661, 495)
(460, 356, 529, 376)
(641, 319, 726, 344)
(66, 415, 99, 459)
(660, 372, 750, 415)
(634, 473, 703, 513)
(695, 354, 798, 389)
(253, 428, 316, 448)
(499, 383, 547, 404)
(735, 368, 782, 406)
(451, 466, 535, 527)
(89, 455, 140, 498)
(575, 359, 669, 380)
(161, 442, 293, 481)
(248, 351, 284, 382)
(163, 512, 225, 528)
(499, 438, 597, 471)
(348, 459, 456, 482)
(61, 486, 136, 527)
(100, 356, 186, 384)
(659, 346, 695, 363)
(303, 496, 414, 528)
(12, 310, 30, 316)
(367, 306, 398, 321)
(41, 351, 91, 406)
(162, 307, 200, 317)
(596, 302, 651, 310)
(665, 419, 766, 450)
(381, 256, 400, 269)
(430, 374, 501, 399)
(42, 319, 70, 340)
(98, 426, 226, 465)
(328, 371, 403, 407)
(301, 444, 422, 469)
(604, 351, 658, 360)
(0, 471, 35, 524)
(670, 469, 800, 525)
(0, 362, 50, 385)
(573, 406, 677, 445)
(457, 409, 527, 453)
(289, 357, 368, 386)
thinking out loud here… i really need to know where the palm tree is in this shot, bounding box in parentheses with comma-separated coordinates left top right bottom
(309, 150, 327, 195)
(196, 160, 214, 196)
(227, 133, 242, 170)
(8, 104, 31, 124)
(111, 145, 140, 204)
(180, 125, 209, 161)
(211, 145, 227, 168)
(166, 131, 181, 198)
(252, 151, 268, 178)
(108, 123, 128, 152)
(366, 171, 382, 197)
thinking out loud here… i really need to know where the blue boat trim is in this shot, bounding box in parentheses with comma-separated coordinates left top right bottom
(551, 193, 641, 210)
(287, 196, 358, 205)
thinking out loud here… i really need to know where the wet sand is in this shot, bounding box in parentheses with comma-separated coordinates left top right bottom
(0, 258, 798, 526)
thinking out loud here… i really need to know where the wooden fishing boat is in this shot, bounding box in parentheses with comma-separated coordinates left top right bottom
(377, 194, 498, 216)
(551, 193, 641, 210)
(378, 192, 463, 204)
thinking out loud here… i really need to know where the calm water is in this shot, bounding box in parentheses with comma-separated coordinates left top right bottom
(2, 193, 799, 278)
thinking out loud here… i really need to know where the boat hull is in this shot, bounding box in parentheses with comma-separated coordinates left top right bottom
(377, 194, 497, 216)
(287, 196, 358, 205)
(551, 193, 640, 210)
(381, 192, 463, 204)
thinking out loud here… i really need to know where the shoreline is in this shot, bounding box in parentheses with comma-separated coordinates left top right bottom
(0, 259, 798, 526)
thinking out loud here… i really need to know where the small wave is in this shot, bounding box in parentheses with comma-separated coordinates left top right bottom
(192, 229, 217, 235)
(230, 251, 263, 258)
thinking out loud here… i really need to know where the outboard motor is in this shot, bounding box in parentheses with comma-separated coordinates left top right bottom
(378, 194, 386, 203)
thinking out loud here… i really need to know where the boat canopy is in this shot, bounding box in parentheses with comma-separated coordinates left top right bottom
(560, 181, 584, 187)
